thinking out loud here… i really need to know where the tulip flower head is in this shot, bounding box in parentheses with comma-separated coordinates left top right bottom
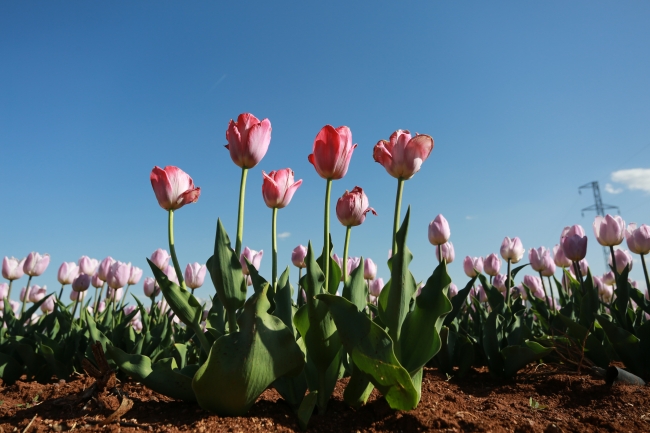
(2, 257, 25, 281)
(528, 247, 549, 273)
(291, 245, 307, 269)
(164, 265, 180, 285)
(562, 234, 588, 262)
(552, 244, 572, 268)
(463, 256, 484, 278)
(448, 283, 458, 298)
(225, 113, 272, 169)
(72, 273, 91, 292)
(602, 271, 615, 285)
(57, 262, 79, 285)
(593, 215, 626, 247)
(40, 296, 55, 314)
(369, 278, 384, 297)
(608, 248, 634, 274)
(70, 289, 86, 301)
(484, 253, 501, 277)
(435, 242, 455, 264)
(150, 249, 171, 271)
(0, 283, 8, 300)
(150, 166, 201, 211)
(143, 277, 160, 298)
(28, 285, 46, 303)
(240, 247, 263, 276)
(373, 130, 434, 180)
(262, 169, 302, 209)
(308, 125, 356, 180)
(626, 223, 650, 255)
(568, 258, 589, 278)
(91, 273, 104, 289)
(428, 214, 450, 246)
(500, 237, 524, 263)
(107, 287, 123, 302)
(97, 257, 115, 281)
(493, 274, 507, 292)
(78, 256, 99, 276)
(560, 224, 586, 242)
(364, 258, 377, 280)
(336, 187, 377, 227)
(128, 266, 143, 285)
(23, 252, 50, 277)
(184, 263, 207, 290)
(107, 261, 132, 289)
(522, 275, 545, 300)
(540, 255, 556, 277)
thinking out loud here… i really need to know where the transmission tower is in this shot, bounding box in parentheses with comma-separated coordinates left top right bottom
(579, 181, 620, 268)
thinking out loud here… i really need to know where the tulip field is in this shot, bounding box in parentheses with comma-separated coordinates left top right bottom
(2, 114, 650, 431)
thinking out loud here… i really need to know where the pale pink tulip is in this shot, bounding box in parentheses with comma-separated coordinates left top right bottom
(364, 258, 377, 280)
(593, 215, 626, 247)
(552, 244, 572, 268)
(484, 253, 501, 276)
(150, 166, 201, 211)
(78, 256, 99, 276)
(308, 125, 356, 180)
(240, 247, 263, 276)
(463, 256, 484, 278)
(602, 271, 615, 285)
(57, 262, 79, 285)
(2, 257, 25, 281)
(291, 245, 307, 269)
(608, 249, 634, 273)
(373, 130, 434, 180)
(262, 169, 302, 209)
(72, 273, 91, 292)
(428, 214, 450, 246)
(131, 319, 143, 333)
(523, 275, 545, 299)
(493, 274, 507, 292)
(91, 273, 104, 289)
(626, 223, 650, 255)
(500, 237, 524, 263)
(107, 261, 132, 289)
(143, 277, 159, 297)
(184, 263, 207, 289)
(448, 283, 458, 298)
(23, 252, 50, 277)
(568, 258, 589, 277)
(128, 266, 143, 285)
(336, 187, 376, 227)
(0, 283, 7, 300)
(97, 257, 115, 281)
(225, 113, 271, 169)
(107, 287, 123, 302)
(27, 285, 46, 303)
(70, 289, 86, 301)
(40, 296, 55, 314)
(435, 242, 455, 264)
(164, 265, 180, 285)
(541, 255, 556, 277)
(528, 247, 549, 272)
(560, 225, 586, 241)
(562, 235, 588, 262)
(150, 249, 170, 271)
(369, 278, 384, 297)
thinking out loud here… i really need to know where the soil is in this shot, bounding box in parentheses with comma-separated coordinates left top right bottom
(1, 365, 648, 433)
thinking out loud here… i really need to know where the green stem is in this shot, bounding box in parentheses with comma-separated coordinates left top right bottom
(547, 276, 556, 312)
(437, 244, 442, 263)
(168, 210, 187, 290)
(120, 285, 131, 309)
(323, 179, 332, 294)
(342, 226, 352, 281)
(20, 276, 33, 318)
(505, 259, 511, 308)
(539, 271, 549, 300)
(71, 297, 79, 320)
(297, 268, 303, 306)
(641, 254, 650, 293)
(148, 296, 156, 330)
(573, 261, 586, 296)
(272, 207, 278, 290)
(94, 283, 105, 318)
(6, 280, 12, 303)
(58, 284, 65, 301)
(235, 167, 249, 257)
(391, 178, 405, 256)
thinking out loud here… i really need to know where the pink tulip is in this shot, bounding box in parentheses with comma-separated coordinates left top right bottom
(240, 247, 263, 276)
(40, 296, 55, 314)
(70, 289, 86, 301)
(560, 225, 586, 241)
(78, 256, 99, 276)
(291, 245, 307, 269)
(308, 125, 357, 180)
(493, 274, 507, 292)
(131, 319, 143, 333)
(2, 257, 25, 281)
(593, 215, 626, 247)
(428, 214, 450, 246)
(0, 299, 20, 315)
(347, 257, 361, 275)
(552, 244, 572, 268)
(128, 266, 143, 285)
(27, 285, 46, 303)
(626, 223, 650, 255)
(225, 113, 272, 169)
(448, 283, 458, 298)
(484, 253, 501, 277)
(471, 285, 487, 303)
(608, 249, 634, 273)
(96, 301, 106, 314)
(164, 265, 180, 285)
(107, 261, 132, 289)
(500, 237, 524, 263)
(364, 258, 377, 280)
(435, 241, 455, 264)
(262, 169, 302, 209)
(546, 296, 558, 311)
(540, 255, 556, 277)
(150, 166, 201, 211)
(143, 277, 159, 297)
(184, 263, 207, 289)
(124, 305, 141, 321)
(594, 276, 613, 302)
(0, 283, 7, 300)
(568, 258, 589, 277)
(97, 257, 115, 281)
(23, 252, 50, 277)
(463, 256, 484, 278)
(373, 130, 434, 180)
(369, 278, 384, 297)
(107, 287, 123, 302)
(91, 273, 104, 289)
(336, 187, 377, 227)
(602, 271, 615, 285)
(72, 273, 91, 292)
(150, 249, 171, 271)
(57, 262, 79, 285)
(528, 247, 549, 272)
(562, 234, 588, 262)
(523, 275, 545, 299)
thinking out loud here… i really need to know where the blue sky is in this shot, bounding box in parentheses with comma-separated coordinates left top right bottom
(1, 1, 649, 303)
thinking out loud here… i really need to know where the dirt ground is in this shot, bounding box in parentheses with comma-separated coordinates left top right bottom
(1, 365, 648, 432)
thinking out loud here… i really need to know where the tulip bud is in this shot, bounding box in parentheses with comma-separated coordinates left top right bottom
(347, 257, 361, 276)
(23, 252, 50, 277)
(262, 169, 302, 209)
(369, 278, 384, 297)
(97, 301, 106, 313)
(0, 283, 8, 300)
(448, 283, 458, 298)
(626, 223, 650, 255)
(493, 274, 507, 292)
(568, 258, 589, 277)
(185, 263, 207, 289)
(552, 244, 572, 268)
(107, 287, 123, 302)
(132, 319, 143, 333)
(608, 249, 634, 273)
(336, 187, 377, 227)
(2, 256, 26, 281)
(540, 254, 556, 277)
(150, 166, 201, 211)
(70, 289, 86, 301)
(40, 296, 55, 314)
(291, 245, 307, 269)
(500, 237, 524, 263)
(428, 214, 450, 246)
(97, 257, 115, 281)
(364, 258, 377, 280)
(225, 113, 272, 169)
(593, 214, 626, 247)
(57, 262, 79, 285)
(164, 265, 180, 285)
(463, 256, 484, 278)
(240, 247, 263, 276)
(435, 242, 455, 264)
(72, 273, 91, 292)
(107, 261, 131, 289)
(602, 271, 615, 285)
(91, 273, 104, 289)
(483, 253, 501, 276)
(528, 247, 549, 272)
(78, 256, 99, 276)
(373, 130, 434, 180)
(523, 275, 545, 299)
(128, 266, 143, 285)
(562, 235, 588, 262)
(560, 224, 586, 241)
(308, 125, 357, 180)
(28, 285, 46, 303)
(143, 277, 159, 297)
(150, 249, 170, 271)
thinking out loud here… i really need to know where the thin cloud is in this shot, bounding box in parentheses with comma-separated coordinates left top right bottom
(278, 232, 291, 239)
(604, 183, 623, 194)
(611, 168, 650, 193)
(208, 74, 227, 93)
(465, 216, 475, 220)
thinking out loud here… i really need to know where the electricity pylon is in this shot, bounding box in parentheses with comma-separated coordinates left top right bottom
(579, 181, 620, 268)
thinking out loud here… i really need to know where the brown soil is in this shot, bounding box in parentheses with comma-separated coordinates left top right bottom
(1, 365, 648, 433)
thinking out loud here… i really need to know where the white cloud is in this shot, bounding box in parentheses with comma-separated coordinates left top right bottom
(465, 216, 475, 220)
(611, 168, 650, 193)
(604, 183, 623, 194)
(278, 232, 291, 239)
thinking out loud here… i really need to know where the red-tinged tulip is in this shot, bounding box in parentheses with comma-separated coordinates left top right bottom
(0, 283, 7, 300)
(373, 130, 434, 180)
(150, 249, 171, 271)
(484, 253, 501, 277)
(40, 296, 55, 314)
(626, 223, 650, 255)
(184, 263, 207, 290)
(369, 278, 384, 297)
(150, 166, 201, 211)
(336, 187, 376, 227)
(541, 255, 556, 277)
(72, 273, 91, 292)
(70, 289, 86, 301)
(143, 277, 159, 298)
(493, 274, 507, 292)
(291, 245, 307, 269)
(78, 256, 98, 276)
(91, 273, 104, 289)
(428, 214, 450, 246)
(562, 235, 588, 262)
(500, 237, 524, 263)
(107, 261, 132, 289)
(262, 169, 302, 209)
(23, 252, 50, 277)
(128, 266, 143, 285)
(552, 244, 572, 268)
(308, 125, 357, 180)
(608, 249, 634, 273)
(225, 113, 272, 169)
(435, 242, 455, 264)
(463, 256, 484, 278)
(593, 215, 626, 247)
(528, 247, 549, 273)
(57, 262, 79, 285)
(97, 257, 115, 281)
(364, 258, 377, 280)
(3, 257, 25, 281)
(523, 275, 545, 299)
(448, 283, 458, 298)
(240, 247, 263, 276)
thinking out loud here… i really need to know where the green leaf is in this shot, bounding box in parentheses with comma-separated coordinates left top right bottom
(296, 391, 318, 431)
(478, 274, 506, 316)
(316, 293, 418, 411)
(578, 268, 599, 329)
(192, 284, 305, 416)
(273, 267, 295, 335)
(316, 235, 342, 295)
(341, 258, 367, 312)
(0, 352, 22, 385)
(482, 312, 505, 376)
(343, 365, 374, 408)
(443, 275, 477, 327)
(83, 308, 111, 352)
(556, 314, 609, 368)
(502, 341, 553, 377)
(596, 314, 645, 378)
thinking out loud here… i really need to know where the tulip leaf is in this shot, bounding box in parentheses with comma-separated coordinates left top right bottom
(595, 315, 647, 379)
(341, 258, 367, 312)
(83, 308, 111, 352)
(556, 314, 609, 368)
(478, 274, 506, 316)
(0, 352, 23, 385)
(317, 235, 342, 295)
(317, 293, 418, 411)
(296, 390, 319, 431)
(578, 268, 599, 329)
(273, 267, 295, 336)
(443, 275, 477, 327)
(192, 284, 305, 416)
(482, 312, 505, 376)
(343, 365, 374, 407)
(630, 288, 650, 316)
(502, 341, 553, 377)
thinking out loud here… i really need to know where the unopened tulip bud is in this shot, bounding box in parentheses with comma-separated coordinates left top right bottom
(336, 187, 376, 227)
(185, 263, 207, 289)
(150, 249, 170, 271)
(463, 256, 484, 278)
(364, 258, 377, 280)
(0, 283, 7, 300)
(435, 242, 455, 264)
(523, 275, 544, 299)
(309, 125, 357, 180)
(541, 255, 556, 277)
(78, 256, 99, 276)
(143, 277, 159, 297)
(608, 249, 634, 273)
(226, 113, 272, 169)
(97, 257, 115, 281)
(128, 266, 143, 285)
(560, 225, 586, 241)
(602, 271, 615, 285)
(70, 289, 86, 301)
(57, 262, 79, 285)
(528, 247, 549, 273)
(72, 273, 91, 292)
(493, 274, 507, 292)
(40, 296, 55, 314)
(626, 223, 650, 255)
(107, 261, 131, 289)
(369, 278, 384, 297)
(593, 215, 626, 247)
(291, 245, 307, 269)
(132, 319, 143, 333)
(448, 283, 458, 298)
(107, 287, 123, 302)
(164, 265, 179, 285)
(562, 235, 588, 262)
(28, 285, 47, 303)
(240, 247, 263, 276)
(91, 273, 103, 289)
(500, 237, 524, 263)
(23, 252, 50, 277)
(483, 253, 501, 276)
(2, 256, 25, 281)
(428, 214, 450, 246)
(552, 244, 572, 268)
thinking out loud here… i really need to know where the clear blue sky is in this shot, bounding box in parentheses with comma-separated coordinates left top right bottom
(1, 1, 649, 303)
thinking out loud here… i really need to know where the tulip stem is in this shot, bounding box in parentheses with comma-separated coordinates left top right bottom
(297, 268, 303, 305)
(58, 284, 65, 302)
(120, 285, 131, 309)
(342, 226, 352, 281)
(573, 261, 586, 296)
(640, 254, 650, 293)
(437, 245, 442, 263)
(609, 246, 618, 277)
(323, 179, 332, 294)
(392, 178, 405, 256)
(20, 276, 33, 319)
(505, 260, 511, 308)
(235, 167, 249, 258)
(539, 271, 549, 301)
(71, 297, 79, 320)
(272, 207, 278, 291)
(168, 210, 187, 291)
(148, 296, 156, 330)
(6, 280, 12, 304)
(547, 276, 556, 311)
(94, 283, 105, 318)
